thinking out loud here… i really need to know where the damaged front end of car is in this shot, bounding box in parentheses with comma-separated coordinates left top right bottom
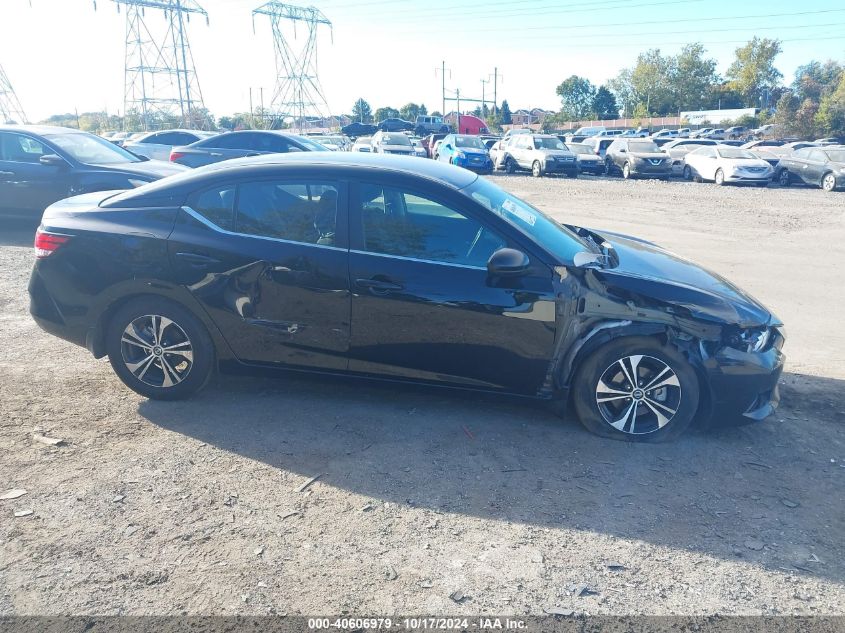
(544, 233, 785, 428)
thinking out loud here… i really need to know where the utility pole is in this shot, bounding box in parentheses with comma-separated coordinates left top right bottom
(481, 79, 489, 118)
(435, 61, 451, 116)
(489, 67, 503, 114)
(456, 88, 460, 133)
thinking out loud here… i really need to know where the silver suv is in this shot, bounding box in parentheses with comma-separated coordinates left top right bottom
(415, 115, 449, 136)
(498, 134, 579, 177)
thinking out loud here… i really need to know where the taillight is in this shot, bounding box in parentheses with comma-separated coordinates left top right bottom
(169, 151, 184, 162)
(34, 229, 69, 258)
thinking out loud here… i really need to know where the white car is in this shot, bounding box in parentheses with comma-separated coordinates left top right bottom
(123, 129, 216, 160)
(351, 136, 372, 152)
(370, 130, 416, 156)
(411, 139, 428, 158)
(683, 145, 773, 185)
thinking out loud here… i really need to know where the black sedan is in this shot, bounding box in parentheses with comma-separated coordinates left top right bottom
(776, 146, 844, 192)
(169, 130, 328, 168)
(29, 154, 785, 442)
(377, 118, 415, 132)
(0, 125, 186, 218)
(341, 122, 378, 137)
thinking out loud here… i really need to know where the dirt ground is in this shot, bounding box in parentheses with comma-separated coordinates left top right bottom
(0, 175, 843, 616)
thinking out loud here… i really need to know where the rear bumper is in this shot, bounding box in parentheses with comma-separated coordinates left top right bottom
(29, 267, 89, 350)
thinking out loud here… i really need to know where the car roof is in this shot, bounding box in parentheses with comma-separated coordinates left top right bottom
(126, 152, 481, 196)
(0, 124, 88, 136)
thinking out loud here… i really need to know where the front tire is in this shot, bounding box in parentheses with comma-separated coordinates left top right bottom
(106, 297, 214, 400)
(504, 157, 516, 174)
(715, 168, 726, 185)
(683, 165, 693, 181)
(572, 337, 700, 442)
(622, 162, 632, 179)
(777, 169, 791, 187)
(822, 172, 837, 192)
(532, 161, 543, 177)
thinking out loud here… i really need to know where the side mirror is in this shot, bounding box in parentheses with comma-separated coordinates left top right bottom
(618, 148, 627, 153)
(445, 144, 452, 150)
(487, 248, 530, 277)
(39, 154, 66, 167)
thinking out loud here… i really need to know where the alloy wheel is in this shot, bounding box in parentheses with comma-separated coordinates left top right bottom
(715, 169, 725, 185)
(120, 314, 194, 388)
(823, 173, 836, 192)
(595, 354, 682, 435)
(778, 169, 791, 187)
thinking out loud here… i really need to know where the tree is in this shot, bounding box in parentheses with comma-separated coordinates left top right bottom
(592, 86, 619, 120)
(374, 106, 399, 122)
(772, 92, 799, 134)
(672, 43, 720, 110)
(499, 100, 512, 124)
(630, 49, 675, 115)
(351, 98, 372, 123)
(816, 72, 845, 136)
(726, 37, 783, 106)
(793, 60, 843, 102)
(399, 102, 426, 121)
(607, 68, 635, 117)
(555, 75, 596, 120)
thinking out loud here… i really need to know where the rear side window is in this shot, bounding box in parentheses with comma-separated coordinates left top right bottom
(189, 181, 338, 246)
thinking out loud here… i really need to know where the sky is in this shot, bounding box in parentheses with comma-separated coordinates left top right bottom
(1, 0, 844, 123)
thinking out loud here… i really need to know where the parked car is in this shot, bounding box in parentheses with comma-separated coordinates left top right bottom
(170, 131, 327, 168)
(341, 122, 378, 137)
(122, 129, 216, 161)
(29, 152, 785, 441)
(748, 149, 781, 169)
(750, 124, 778, 139)
(621, 127, 650, 137)
(683, 145, 773, 185)
(594, 129, 624, 137)
(776, 146, 845, 192)
(689, 128, 713, 139)
(378, 118, 415, 132)
(769, 141, 819, 157)
(421, 132, 448, 158)
(580, 136, 616, 159)
(652, 129, 677, 139)
(371, 131, 417, 156)
(813, 137, 845, 145)
(415, 115, 449, 136)
(605, 138, 672, 179)
(351, 136, 373, 152)
(741, 139, 785, 150)
(436, 134, 493, 173)
(310, 135, 350, 151)
(565, 142, 605, 175)
(572, 126, 606, 138)
(498, 134, 578, 177)
(724, 126, 749, 140)
(700, 128, 725, 140)
(0, 124, 186, 218)
(675, 128, 691, 138)
(411, 139, 428, 158)
(661, 139, 718, 176)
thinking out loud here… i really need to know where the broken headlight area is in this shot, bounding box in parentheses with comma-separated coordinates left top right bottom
(723, 326, 774, 353)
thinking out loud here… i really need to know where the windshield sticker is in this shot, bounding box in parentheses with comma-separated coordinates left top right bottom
(502, 199, 536, 226)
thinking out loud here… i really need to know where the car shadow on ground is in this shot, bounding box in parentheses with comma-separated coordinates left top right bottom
(138, 369, 844, 584)
(0, 218, 38, 247)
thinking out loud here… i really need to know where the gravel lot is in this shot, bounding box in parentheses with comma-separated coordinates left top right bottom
(1, 175, 843, 616)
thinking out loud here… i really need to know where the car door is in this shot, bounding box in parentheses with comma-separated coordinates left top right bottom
(346, 178, 557, 394)
(168, 173, 350, 370)
(0, 131, 72, 213)
(787, 148, 812, 184)
(805, 150, 828, 185)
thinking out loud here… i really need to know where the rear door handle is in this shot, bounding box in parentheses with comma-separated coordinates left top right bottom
(209, 152, 223, 157)
(356, 278, 404, 292)
(175, 252, 221, 267)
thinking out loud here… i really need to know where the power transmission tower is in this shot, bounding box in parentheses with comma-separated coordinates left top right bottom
(0, 64, 28, 124)
(252, 2, 333, 132)
(96, 0, 209, 131)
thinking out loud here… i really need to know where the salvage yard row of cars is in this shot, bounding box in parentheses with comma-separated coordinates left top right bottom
(1, 121, 790, 442)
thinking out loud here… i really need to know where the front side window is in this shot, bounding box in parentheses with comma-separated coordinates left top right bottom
(0, 133, 48, 163)
(189, 181, 338, 246)
(357, 183, 506, 267)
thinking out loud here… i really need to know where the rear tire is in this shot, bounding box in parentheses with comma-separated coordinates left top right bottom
(572, 336, 700, 442)
(106, 297, 214, 400)
(777, 169, 791, 187)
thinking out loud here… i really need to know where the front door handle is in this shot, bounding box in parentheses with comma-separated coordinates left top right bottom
(175, 252, 221, 267)
(356, 278, 404, 292)
(0, 171, 14, 176)
(209, 152, 223, 157)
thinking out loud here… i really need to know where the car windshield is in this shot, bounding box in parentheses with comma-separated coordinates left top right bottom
(455, 136, 485, 149)
(628, 141, 659, 153)
(717, 147, 755, 160)
(381, 133, 411, 146)
(566, 144, 591, 155)
(46, 132, 141, 164)
(825, 150, 845, 162)
(534, 137, 565, 150)
(464, 178, 590, 264)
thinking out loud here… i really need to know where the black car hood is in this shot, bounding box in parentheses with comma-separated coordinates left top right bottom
(582, 228, 775, 327)
(89, 159, 187, 179)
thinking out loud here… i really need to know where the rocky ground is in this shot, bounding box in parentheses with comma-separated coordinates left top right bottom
(0, 175, 843, 616)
